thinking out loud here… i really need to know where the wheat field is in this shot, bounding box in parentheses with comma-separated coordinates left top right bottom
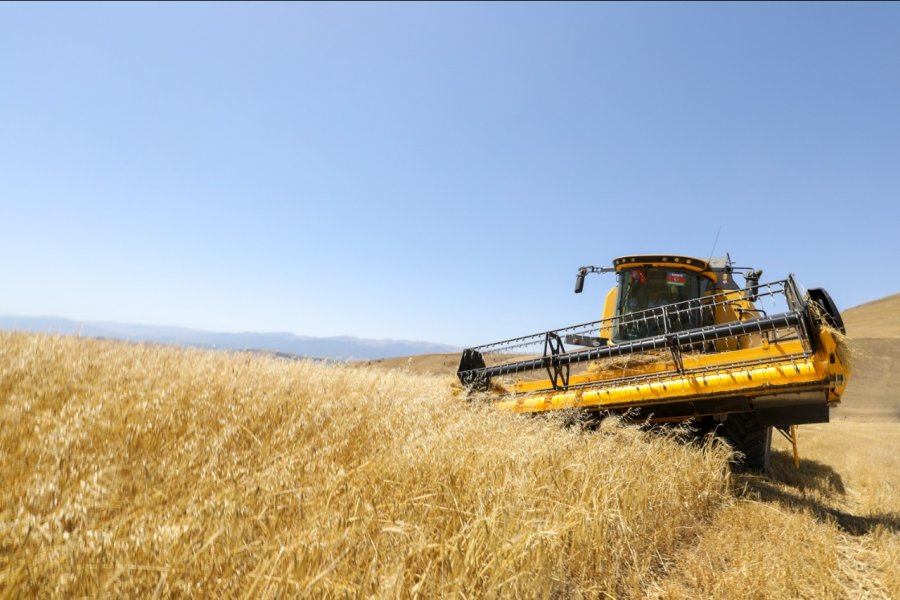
(1, 331, 897, 598)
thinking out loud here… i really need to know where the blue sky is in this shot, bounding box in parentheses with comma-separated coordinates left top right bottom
(1, 2, 898, 346)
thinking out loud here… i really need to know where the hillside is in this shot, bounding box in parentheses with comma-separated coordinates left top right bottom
(0, 315, 458, 360)
(841, 294, 900, 338)
(834, 293, 900, 422)
(364, 352, 462, 376)
(1, 332, 897, 597)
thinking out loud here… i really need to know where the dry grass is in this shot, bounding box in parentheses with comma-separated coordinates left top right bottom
(811, 302, 862, 371)
(654, 421, 900, 599)
(1, 331, 898, 598)
(585, 350, 670, 374)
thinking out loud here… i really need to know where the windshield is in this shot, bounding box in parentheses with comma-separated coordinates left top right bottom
(613, 268, 700, 341)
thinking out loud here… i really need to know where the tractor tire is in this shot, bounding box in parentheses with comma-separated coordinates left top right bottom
(722, 412, 772, 472)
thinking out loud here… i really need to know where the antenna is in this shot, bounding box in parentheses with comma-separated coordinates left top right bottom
(707, 226, 722, 263)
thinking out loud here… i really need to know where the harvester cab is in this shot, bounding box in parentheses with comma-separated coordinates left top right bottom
(457, 254, 851, 471)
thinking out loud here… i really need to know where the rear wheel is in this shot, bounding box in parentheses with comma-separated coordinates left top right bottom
(722, 412, 772, 472)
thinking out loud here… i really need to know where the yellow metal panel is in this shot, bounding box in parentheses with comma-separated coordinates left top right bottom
(493, 330, 854, 416)
(501, 358, 824, 414)
(513, 340, 808, 394)
(598, 286, 618, 339)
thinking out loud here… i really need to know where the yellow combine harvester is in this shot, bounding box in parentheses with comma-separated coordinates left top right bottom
(457, 254, 851, 471)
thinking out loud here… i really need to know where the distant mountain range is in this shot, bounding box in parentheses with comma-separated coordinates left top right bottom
(0, 315, 459, 360)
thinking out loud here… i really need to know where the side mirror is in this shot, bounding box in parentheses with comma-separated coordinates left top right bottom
(745, 269, 762, 302)
(575, 272, 585, 294)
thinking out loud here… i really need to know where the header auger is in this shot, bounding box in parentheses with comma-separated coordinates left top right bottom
(457, 254, 851, 471)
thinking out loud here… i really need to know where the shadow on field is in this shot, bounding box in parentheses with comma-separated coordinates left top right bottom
(736, 451, 900, 536)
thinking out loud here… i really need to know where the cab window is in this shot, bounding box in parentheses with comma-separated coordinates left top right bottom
(613, 268, 699, 340)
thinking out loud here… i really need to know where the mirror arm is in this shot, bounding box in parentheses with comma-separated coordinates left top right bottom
(574, 265, 615, 294)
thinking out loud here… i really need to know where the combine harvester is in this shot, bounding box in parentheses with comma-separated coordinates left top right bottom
(457, 254, 851, 471)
